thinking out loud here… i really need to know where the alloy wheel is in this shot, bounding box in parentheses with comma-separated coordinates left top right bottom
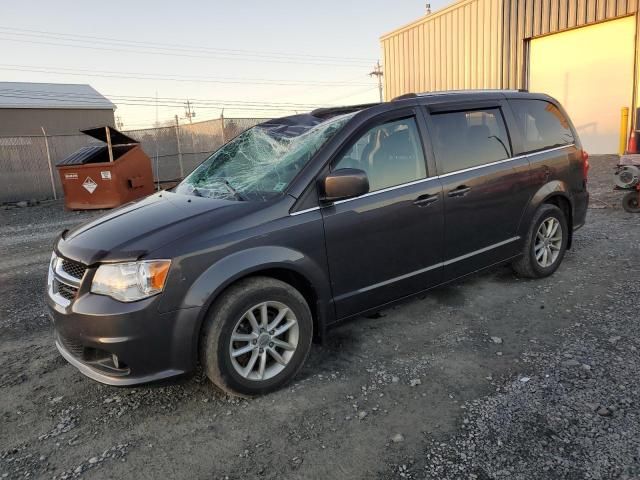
(534, 217, 563, 268)
(228, 301, 299, 381)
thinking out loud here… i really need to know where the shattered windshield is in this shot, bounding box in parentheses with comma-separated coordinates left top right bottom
(176, 112, 356, 201)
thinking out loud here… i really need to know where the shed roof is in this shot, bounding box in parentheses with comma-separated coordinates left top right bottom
(0, 82, 115, 110)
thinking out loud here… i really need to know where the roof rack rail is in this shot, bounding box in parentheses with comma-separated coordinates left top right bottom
(310, 103, 379, 118)
(391, 93, 418, 101)
(412, 89, 526, 97)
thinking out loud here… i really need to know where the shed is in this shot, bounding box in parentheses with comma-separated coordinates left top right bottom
(0, 82, 115, 136)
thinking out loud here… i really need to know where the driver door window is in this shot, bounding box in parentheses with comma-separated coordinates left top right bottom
(333, 117, 427, 192)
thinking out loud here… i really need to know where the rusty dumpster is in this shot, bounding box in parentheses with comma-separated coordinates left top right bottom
(56, 126, 154, 210)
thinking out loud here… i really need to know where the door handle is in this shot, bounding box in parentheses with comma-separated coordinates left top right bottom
(413, 194, 439, 207)
(447, 185, 472, 197)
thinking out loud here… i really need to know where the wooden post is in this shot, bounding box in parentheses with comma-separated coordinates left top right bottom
(175, 115, 185, 179)
(41, 127, 57, 200)
(106, 126, 114, 163)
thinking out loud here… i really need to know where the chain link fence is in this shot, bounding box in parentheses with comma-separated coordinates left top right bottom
(0, 117, 267, 203)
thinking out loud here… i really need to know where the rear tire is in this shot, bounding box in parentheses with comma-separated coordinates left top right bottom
(200, 276, 313, 397)
(622, 191, 640, 213)
(512, 204, 568, 278)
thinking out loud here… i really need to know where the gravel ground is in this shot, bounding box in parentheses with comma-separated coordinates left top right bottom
(1, 155, 638, 479)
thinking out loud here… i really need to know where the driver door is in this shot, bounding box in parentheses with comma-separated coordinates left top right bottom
(320, 109, 445, 319)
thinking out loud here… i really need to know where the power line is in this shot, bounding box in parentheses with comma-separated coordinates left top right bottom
(0, 93, 307, 112)
(0, 34, 372, 68)
(0, 88, 325, 108)
(0, 64, 373, 87)
(0, 26, 376, 63)
(0, 90, 327, 112)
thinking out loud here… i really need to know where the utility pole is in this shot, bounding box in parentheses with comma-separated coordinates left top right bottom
(184, 99, 196, 123)
(369, 61, 384, 102)
(116, 116, 124, 130)
(220, 108, 226, 144)
(174, 114, 185, 179)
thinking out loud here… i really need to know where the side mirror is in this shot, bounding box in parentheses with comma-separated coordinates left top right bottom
(321, 168, 369, 203)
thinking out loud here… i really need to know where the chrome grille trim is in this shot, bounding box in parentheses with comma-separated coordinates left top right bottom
(54, 262, 82, 288)
(48, 253, 87, 307)
(60, 259, 87, 280)
(55, 280, 77, 301)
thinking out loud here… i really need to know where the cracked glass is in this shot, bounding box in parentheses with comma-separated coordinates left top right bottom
(176, 112, 356, 201)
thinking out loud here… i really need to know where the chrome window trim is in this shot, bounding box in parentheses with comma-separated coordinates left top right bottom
(519, 143, 576, 157)
(288, 143, 575, 215)
(333, 175, 437, 205)
(436, 143, 574, 179)
(290, 206, 321, 216)
(436, 155, 526, 179)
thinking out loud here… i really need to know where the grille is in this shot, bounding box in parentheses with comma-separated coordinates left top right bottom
(60, 259, 87, 280)
(55, 280, 78, 301)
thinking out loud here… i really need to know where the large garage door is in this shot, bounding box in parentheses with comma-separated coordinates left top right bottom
(529, 16, 635, 154)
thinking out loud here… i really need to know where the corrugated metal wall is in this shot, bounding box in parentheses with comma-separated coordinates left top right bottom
(380, 0, 504, 100)
(503, 0, 639, 88)
(382, 0, 639, 100)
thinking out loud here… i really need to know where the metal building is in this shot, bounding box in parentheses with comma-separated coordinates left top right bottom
(0, 82, 115, 136)
(381, 0, 640, 153)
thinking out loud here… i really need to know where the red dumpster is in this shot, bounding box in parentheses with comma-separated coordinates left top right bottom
(56, 126, 154, 210)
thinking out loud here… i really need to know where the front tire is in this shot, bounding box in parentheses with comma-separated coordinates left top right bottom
(200, 277, 313, 397)
(512, 204, 568, 278)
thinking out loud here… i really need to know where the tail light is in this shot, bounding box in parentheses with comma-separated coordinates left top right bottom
(581, 150, 589, 181)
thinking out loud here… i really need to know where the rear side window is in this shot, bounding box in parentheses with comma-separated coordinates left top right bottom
(510, 99, 575, 153)
(430, 108, 512, 174)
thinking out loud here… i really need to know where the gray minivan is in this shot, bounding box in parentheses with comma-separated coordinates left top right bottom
(47, 90, 589, 396)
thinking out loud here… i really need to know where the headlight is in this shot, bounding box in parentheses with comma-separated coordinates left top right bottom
(91, 260, 171, 302)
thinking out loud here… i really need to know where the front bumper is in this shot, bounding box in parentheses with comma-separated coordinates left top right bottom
(54, 335, 183, 386)
(47, 274, 201, 386)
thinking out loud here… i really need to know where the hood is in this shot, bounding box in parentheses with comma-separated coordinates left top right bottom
(56, 191, 266, 265)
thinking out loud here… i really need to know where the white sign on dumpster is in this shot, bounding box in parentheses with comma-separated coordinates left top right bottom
(82, 177, 97, 194)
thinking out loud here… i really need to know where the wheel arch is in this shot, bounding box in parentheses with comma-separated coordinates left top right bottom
(183, 246, 332, 369)
(519, 181, 574, 249)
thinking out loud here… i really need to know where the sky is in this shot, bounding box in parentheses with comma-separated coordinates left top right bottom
(0, 0, 448, 129)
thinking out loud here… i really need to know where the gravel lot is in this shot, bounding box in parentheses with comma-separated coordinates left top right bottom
(1, 155, 638, 479)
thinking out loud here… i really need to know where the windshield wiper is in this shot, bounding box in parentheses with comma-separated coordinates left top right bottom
(222, 179, 246, 201)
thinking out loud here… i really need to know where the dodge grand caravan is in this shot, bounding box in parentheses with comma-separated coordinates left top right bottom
(47, 90, 589, 396)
